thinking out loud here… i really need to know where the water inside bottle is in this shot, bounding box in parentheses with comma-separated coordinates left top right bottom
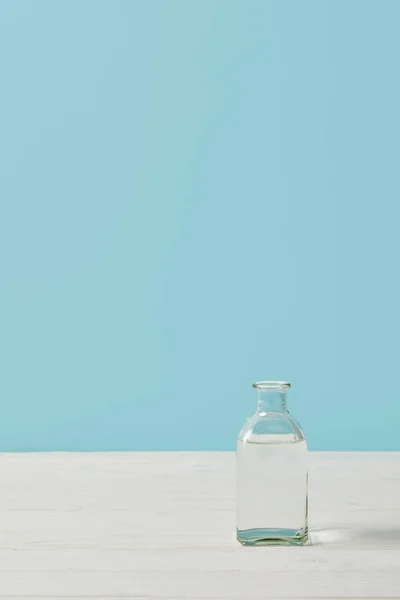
(237, 436, 308, 545)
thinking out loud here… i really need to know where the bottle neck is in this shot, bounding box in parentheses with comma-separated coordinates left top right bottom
(256, 390, 287, 414)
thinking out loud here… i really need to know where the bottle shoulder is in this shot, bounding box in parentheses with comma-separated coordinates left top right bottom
(238, 411, 306, 444)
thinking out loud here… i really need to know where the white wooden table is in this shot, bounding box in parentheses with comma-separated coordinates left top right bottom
(0, 452, 399, 599)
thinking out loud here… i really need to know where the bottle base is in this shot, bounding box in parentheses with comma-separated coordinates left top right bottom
(237, 527, 308, 546)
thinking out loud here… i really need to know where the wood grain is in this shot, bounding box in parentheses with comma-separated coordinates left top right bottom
(0, 451, 399, 599)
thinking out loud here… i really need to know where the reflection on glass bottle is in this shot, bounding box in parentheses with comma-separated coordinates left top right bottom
(237, 381, 308, 546)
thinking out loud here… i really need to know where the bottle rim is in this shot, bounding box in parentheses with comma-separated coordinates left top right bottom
(252, 381, 291, 391)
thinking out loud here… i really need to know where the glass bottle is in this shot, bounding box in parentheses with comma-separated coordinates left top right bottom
(237, 381, 308, 546)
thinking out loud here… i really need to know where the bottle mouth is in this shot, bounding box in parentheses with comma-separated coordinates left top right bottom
(252, 381, 291, 391)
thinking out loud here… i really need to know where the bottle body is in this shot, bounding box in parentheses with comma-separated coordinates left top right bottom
(236, 382, 308, 546)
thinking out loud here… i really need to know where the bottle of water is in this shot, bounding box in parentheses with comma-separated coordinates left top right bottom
(237, 381, 308, 546)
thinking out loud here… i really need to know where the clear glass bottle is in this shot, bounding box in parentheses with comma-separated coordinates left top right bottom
(237, 381, 308, 546)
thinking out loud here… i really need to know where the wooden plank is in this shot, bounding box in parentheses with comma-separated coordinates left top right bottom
(0, 452, 399, 599)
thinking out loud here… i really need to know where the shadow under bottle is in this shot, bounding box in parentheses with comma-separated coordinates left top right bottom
(237, 381, 308, 546)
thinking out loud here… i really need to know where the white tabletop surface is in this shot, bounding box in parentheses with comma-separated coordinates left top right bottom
(0, 451, 399, 599)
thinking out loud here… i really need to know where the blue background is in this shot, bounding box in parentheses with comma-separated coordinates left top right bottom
(0, 0, 399, 451)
